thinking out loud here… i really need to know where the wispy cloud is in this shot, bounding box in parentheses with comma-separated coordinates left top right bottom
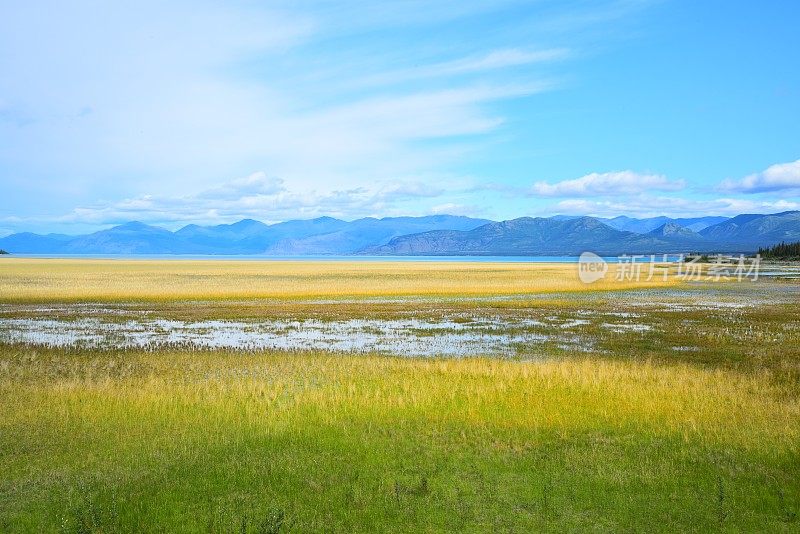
(198, 173, 285, 200)
(438, 48, 570, 75)
(0, 1, 564, 200)
(717, 159, 800, 193)
(357, 48, 569, 87)
(530, 171, 684, 197)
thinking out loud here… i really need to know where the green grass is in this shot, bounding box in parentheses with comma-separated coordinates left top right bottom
(1, 348, 798, 532)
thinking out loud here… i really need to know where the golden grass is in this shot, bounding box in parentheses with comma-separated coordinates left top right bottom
(5, 350, 797, 454)
(0, 258, 680, 302)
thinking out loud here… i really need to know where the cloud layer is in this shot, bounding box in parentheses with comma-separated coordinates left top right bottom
(32, 162, 800, 229)
(553, 196, 800, 218)
(530, 171, 684, 197)
(718, 159, 800, 193)
(54, 172, 466, 228)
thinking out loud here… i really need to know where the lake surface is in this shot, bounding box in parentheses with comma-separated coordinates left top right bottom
(0, 315, 581, 356)
(5, 254, 681, 262)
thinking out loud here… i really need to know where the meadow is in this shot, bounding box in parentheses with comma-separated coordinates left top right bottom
(0, 258, 676, 302)
(0, 259, 798, 532)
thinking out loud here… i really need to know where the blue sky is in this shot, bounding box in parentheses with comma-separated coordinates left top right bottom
(1, 0, 799, 235)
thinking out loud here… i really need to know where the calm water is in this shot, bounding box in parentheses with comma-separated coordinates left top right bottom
(0, 312, 601, 356)
(7, 254, 681, 262)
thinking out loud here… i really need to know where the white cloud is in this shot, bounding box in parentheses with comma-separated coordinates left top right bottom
(198, 172, 286, 200)
(530, 171, 684, 197)
(54, 172, 462, 228)
(553, 195, 800, 218)
(429, 203, 486, 217)
(718, 159, 800, 193)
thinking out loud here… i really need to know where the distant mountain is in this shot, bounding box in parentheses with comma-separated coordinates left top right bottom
(362, 217, 697, 256)
(62, 222, 198, 254)
(365, 212, 800, 256)
(0, 232, 73, 254)
(1, 211, 797, 256)
(0, 215, 491, 255)
(647, 222, 704, 239)
(176, 218, 271, 243)
(604, 215, 728, 233)
(644, 222, 707, 249)
(265, 215, 491, 255)
(699, 211, 800, 249)
(604, 216, 671, 233)
(175, 217, 349, 253)
(676, 216, 731, 232)
(548, 215, 582, 221)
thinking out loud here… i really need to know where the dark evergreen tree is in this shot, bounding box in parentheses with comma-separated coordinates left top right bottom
(757, 241, 800, 259)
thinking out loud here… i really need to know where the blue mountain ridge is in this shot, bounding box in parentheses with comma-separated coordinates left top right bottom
(2, 212, 799, 256)
(0, 215, 489, 255)
(361, 211, 800, 256)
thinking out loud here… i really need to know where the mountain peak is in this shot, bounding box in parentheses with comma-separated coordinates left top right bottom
(113, 221, 154, 231)
(229, 218, 267, 229)
(646, 223, 706, 243)
(564, 216, 608, 231)
(650, 222, 689, 235)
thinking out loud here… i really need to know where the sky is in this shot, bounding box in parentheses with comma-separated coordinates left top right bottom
(1, 0, 799, 235)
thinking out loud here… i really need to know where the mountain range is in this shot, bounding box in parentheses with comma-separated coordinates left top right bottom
(0, 215, 490, 255)
(1, 211, 799, 256)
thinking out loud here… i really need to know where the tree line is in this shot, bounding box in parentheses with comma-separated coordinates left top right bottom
(757, 241, 800, 260)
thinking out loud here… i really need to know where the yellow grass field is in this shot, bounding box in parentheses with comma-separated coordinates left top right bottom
(0, 258, 679, 302)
